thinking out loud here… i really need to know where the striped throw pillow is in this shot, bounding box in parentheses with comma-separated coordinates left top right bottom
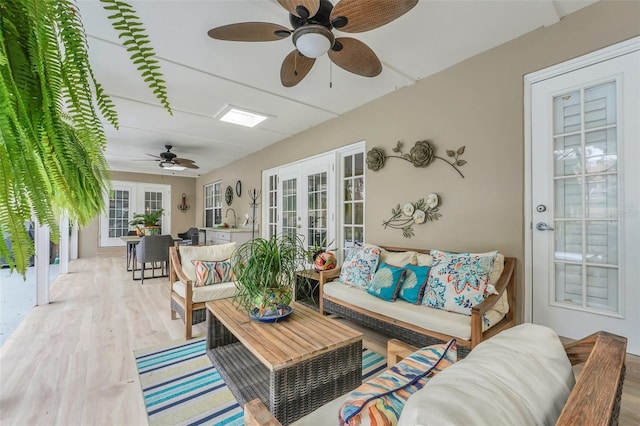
(191, 260, 234, 287)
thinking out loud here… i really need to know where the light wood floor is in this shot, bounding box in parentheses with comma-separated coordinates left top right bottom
(1, 250, 638, 425)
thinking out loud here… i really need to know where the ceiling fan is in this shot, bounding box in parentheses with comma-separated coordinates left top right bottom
(207, 0, 418, 87)
(135, 145, 199, 170)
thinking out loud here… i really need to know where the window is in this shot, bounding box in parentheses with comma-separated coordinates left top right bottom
(341, 151, 365, 254)
(267, 174, 278, 238)
(204, 181, 222, 227)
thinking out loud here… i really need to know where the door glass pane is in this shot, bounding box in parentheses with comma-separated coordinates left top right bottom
(555, 263, 582, 307)
(585, 128, 617, 173)
(554, 134, 582, 176)
(552, 80, 619, 314)
(554, 90, 581, 134)
(586, 266, 618, 312)
(584, 81, 616, 129)
(555, 178, 582, 218)
(586, 221, 617, 264)
(586, 175, 617, 218)
(554, 221, 582, 262)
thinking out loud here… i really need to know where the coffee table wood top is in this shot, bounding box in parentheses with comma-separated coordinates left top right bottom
(206, 299, 363, 371)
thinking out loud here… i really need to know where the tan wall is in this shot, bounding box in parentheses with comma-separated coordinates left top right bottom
(195, 1, 640, 321)
(78, 171, 197, 258)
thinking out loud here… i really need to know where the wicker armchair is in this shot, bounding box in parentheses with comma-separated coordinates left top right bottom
(169, 244, 238, 339)
(133, 234, 174, 284)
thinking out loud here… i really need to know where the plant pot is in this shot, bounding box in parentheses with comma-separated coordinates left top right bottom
(252, 290, 292, 319)
(144, 226, 160, 236)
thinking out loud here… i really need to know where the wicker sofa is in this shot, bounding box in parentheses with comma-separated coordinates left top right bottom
(244, 324, 627, 426)
(318, 246, 516, 356)
(169, 243, 237, 339)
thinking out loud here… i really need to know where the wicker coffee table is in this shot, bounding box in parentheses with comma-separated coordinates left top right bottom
(205, 299, 363, 425)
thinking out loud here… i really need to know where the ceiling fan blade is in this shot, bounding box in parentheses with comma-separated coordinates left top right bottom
(277, 0, 320, 19)
(328, 38, 382, 77)
(280, 49, 315, 87)
(145, 153, 161, 159)
(131, 159, 158, 162)
(207, 22, 291, 42)
(330, 0, 418, 33)
(174, 158, 197, 167)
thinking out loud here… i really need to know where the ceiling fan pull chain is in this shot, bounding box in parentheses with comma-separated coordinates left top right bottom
(329, 61, 333, 88)
(294, 53, 298, 76)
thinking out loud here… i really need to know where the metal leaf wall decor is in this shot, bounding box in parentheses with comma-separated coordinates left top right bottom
(366, 140, 467, 178)
(383, 194, 442, 238)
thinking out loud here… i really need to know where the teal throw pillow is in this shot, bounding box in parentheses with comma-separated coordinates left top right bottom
(398, 264, 431, 304)
(367, 262, 406, 302)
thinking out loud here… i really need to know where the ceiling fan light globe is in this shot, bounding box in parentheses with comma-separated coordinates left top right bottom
(293, 25, 334, 58)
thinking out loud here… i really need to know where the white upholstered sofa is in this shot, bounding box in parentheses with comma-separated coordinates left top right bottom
(244, 323, 628, 426)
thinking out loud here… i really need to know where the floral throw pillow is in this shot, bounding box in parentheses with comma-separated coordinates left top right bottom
(367, 262, 406, 301)
(398, 264, 431, 304)
(339, 247, 381, 289)
(423, 251, 497, 315)
(192, 260, 234, 287)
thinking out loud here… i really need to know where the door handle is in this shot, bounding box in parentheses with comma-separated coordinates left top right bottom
(535, 222, 555, 231)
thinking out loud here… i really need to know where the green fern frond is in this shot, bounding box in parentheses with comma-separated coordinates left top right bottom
(100, 0, 172, 114)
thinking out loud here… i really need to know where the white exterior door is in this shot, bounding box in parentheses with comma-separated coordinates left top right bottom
(99, 181, 171, 247)
(529, 44, 639, 354)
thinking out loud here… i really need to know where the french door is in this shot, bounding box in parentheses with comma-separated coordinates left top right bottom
(529, 42, 639, 354)
(265, 155, 335, 256)
(99, 181, 171, 247)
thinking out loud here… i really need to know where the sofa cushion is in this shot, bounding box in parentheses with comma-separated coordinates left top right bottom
(367, 262, 406, 302)
(339, 340, 457, 425)
(324, 282, 505, 340)
(415, 252, 433, 266)
(380, 249, 418, 267)
(178, 243, 237, 282)
(192, 260, 234, 287)
(398, 323, 575, 426)
(172, 280, 236, 303)
(423, 250, 497, 315)
(398, 264, 430, 304)
(339, 246, 381, 289)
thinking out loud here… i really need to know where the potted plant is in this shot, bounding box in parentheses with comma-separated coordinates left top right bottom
(231, 234, 307, 320)
(129, 209, 164, 236)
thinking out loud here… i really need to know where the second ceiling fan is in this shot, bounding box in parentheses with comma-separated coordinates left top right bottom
(207, 0, 418, 87)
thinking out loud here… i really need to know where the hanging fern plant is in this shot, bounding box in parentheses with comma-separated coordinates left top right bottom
(0, 0, 171, 275)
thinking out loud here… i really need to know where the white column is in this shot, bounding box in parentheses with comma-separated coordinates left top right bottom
(59, 214, 69, 274)
(70, 222, 78, 260)
(35, 219, 50, 305)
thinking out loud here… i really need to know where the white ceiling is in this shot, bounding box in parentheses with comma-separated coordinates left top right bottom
(77, 0, 597, 177)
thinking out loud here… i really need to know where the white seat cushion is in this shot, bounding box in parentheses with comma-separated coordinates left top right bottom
(398, 323, 575, 426)
(323, 282, 504, 340)
(172, 280, 236, 303)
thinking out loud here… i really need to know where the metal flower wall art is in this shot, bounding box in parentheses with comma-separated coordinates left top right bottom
(383, 193, 442, 238)
(366, 140, 467, 178)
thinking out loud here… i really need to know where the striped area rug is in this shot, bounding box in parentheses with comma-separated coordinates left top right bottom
(134, 338, 387, 426)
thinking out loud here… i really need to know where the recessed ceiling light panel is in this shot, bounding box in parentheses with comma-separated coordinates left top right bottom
(215, 105, 273, 128)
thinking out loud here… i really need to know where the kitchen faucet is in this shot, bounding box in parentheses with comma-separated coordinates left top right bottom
(225, 208, 237, 228)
